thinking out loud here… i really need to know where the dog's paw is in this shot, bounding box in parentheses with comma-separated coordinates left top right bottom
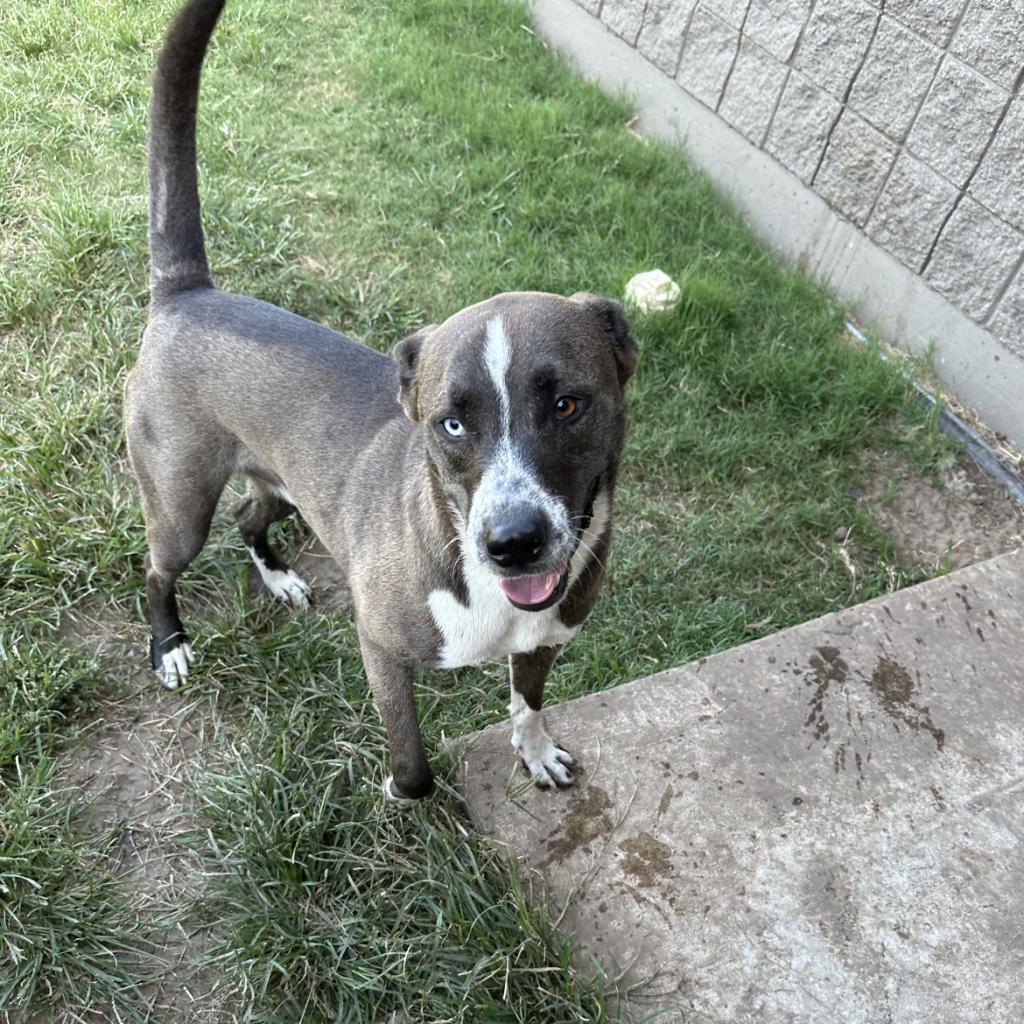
(514, 731, 576, 789)
(157, 642, 193, 690)
(247, 546, 313, 609)
(265, 568, 312, 609)
(383, 774, 422, 810)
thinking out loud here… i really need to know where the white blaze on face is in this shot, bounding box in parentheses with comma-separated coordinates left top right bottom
(468, 316, 572, 568)
(484, 315, 512, 434)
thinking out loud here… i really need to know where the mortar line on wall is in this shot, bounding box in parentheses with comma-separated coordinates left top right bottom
(759, 66, 792, 149)
(714, 0, 752, 113)
(882, 0, 968, 54)
(920, 82, 1020, 276)
(983, 249, 1024, 325)
(759, 0, 820, 151)
(910, 0, 1003, 274)
(672, 2, 702, 80)
(863, 45, 949, 234)
(810, 0, 885, 188)
(628, 2, 701, 86)
(935, 0, 1015, 96)
(632, 0, 651, 47)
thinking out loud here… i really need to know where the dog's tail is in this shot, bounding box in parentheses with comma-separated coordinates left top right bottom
(148, 0, 226, 307)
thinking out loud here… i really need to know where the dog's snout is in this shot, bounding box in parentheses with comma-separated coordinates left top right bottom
(486, 512, 548, 570)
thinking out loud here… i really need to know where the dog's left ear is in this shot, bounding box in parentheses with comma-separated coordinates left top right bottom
(570, 292, 639, 389)
(392, 325, 437, 421)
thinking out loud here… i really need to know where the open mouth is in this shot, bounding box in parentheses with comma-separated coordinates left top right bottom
(499, 566, 569, 611)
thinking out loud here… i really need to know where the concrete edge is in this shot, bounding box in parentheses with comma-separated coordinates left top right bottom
(529, 0, 1024, 451)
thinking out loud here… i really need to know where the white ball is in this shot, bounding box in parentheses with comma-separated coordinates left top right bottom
(624, 269, 681, 316)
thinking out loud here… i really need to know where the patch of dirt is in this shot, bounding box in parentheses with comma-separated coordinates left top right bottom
(55, 605, 233, 1023)
(619, 832, 673, 889)
(860, 452, 1023, 572)
(293, 534, 351, 610)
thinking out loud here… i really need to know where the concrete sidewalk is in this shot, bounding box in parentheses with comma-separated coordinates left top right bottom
(461, 549, 1024, 1023)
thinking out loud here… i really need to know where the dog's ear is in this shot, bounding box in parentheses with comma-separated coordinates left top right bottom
(392, 325, 437, 421)
(570, 292, 639, 389)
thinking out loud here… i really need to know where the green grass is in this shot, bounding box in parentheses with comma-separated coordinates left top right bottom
(0, 0, 958, 1019)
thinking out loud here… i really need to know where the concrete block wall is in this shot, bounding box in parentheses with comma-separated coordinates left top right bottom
(576, 0, 1024, 367)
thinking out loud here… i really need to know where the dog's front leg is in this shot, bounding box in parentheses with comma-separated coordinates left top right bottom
(359, 633, 434, 806)
(509, 646, 576, 789)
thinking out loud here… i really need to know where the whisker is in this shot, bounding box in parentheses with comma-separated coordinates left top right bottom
(572, 537, 601, 564)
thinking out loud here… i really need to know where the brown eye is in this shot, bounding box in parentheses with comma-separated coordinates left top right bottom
(554, 396, 579, 420)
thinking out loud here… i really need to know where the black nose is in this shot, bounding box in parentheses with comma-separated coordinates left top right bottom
(486, 513, 548, 569)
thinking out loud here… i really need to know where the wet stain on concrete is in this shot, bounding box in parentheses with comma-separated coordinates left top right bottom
(620, 832, 673, 888)
(804, 646, 849, 741)
(831, 741, 869, 782)
(802, 648, 945, 759)
(542, 785, 613, 866)
(868, 656, 945, 751)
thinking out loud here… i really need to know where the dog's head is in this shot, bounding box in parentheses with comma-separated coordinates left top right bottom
(393, 291, 638, 611)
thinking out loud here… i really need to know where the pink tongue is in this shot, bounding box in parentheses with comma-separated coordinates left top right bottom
(499, 570, 561, 606)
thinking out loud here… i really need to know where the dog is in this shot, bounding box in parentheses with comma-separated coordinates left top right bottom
(125, 0, 638, 805)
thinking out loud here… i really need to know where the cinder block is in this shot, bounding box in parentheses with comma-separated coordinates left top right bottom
(867, 153, 959, 271)
(887, 0, 967, 47)
(907, 57, 1008, 189)
(925, 197, 1024, 320)
(600, 0, 647, 44)
(677, 5, 740, 110)
(794, 0, 879, 100)
(815, 110, 897, 226)
(741, 0, 811, 61)
(950, 0, 1024, 90)
(718, 37, 789, 143)
(703, 0, 750, 29)
(970, 94, 1024, 232)
(987, 264, 1024, 358)
(637, 0, 698, 75)
(849, 16, 942, 141)
(765, 70, 842, 183)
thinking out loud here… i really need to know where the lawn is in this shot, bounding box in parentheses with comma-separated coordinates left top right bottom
(0, 0, 954, 1020)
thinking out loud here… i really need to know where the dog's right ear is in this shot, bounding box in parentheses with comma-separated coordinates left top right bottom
(392, 325, 437, 421)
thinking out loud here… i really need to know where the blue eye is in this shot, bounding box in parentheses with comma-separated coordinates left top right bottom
(442, 417, 465, 437)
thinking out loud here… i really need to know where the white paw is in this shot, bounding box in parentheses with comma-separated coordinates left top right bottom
(247, 547, 312, 608)
(158, 643, 193, 690)
(265, 568, 312, 608)
(513, 728, 576, 789)
(383, 775, 420, 810)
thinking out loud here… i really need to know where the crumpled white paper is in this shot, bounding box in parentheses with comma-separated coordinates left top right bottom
(624, 269, 681, 315)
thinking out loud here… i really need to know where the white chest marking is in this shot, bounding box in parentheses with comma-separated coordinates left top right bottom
(427, 488, 611, 670)
(428, 552, 579, 669)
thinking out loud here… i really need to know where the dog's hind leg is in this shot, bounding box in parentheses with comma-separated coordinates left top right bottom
(234, 479, 312, 609)
(127, 408, 233, 688)
(146, 553, 194, 689)
(140, 481, 224, 690)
